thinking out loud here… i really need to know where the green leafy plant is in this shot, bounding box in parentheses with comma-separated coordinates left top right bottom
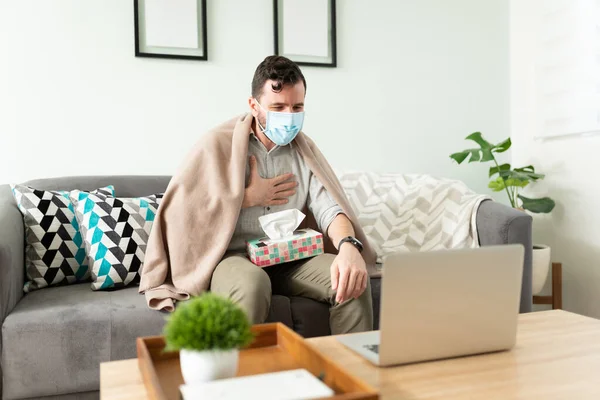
(450, 132, 555, 213)
(164, 293, 254, 352)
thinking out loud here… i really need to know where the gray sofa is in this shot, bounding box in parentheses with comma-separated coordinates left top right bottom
(0, 176, 532, 400)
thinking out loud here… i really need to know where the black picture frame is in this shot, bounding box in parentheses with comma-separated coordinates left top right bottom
(134, 0, 208, 61)
(273, 0, 337, 68)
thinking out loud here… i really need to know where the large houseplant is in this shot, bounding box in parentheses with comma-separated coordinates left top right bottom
(450, 132, 556, 295)
(164, 293, 254, 384)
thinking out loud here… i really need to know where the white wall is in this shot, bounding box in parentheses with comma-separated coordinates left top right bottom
(511, 0, 600, 317)
(0, 0, 508, 198)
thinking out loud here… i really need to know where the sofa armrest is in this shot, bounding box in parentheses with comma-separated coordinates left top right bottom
(0, 184, 24, 324)
(476, 200, 533, 313)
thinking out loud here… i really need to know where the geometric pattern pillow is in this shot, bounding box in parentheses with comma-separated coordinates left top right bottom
(10, 184, 115, 292)
(70, 190, 163, 290)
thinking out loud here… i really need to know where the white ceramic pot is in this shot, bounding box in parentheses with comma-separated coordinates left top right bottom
(532, 245, 551, 296)
(179, 348, 239, 384)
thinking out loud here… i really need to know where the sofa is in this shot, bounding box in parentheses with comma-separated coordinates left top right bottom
(0, 175, 532, 400)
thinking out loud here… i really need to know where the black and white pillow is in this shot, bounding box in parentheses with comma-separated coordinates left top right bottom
(11, 185, 115, 292)
(70, 190, 163, 290)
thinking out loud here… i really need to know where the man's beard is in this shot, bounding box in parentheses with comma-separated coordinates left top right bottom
(255, 113, 267, 132)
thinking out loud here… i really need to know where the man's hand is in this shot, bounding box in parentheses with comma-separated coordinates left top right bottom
(331, 243, 368, 304)
(242, 155, 298, 208)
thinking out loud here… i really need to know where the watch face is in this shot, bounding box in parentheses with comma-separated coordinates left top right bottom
(342, 236, 363, 252)
(353, 238, 363, 250)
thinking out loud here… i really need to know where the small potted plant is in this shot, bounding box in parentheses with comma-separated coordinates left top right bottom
(450, 132, 556, 296)
(163, 293, 254, 384)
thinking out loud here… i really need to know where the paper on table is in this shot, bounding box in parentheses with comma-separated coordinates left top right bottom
(180, 369, 333, 400)
(144, 0, 199, 49)
(258, 209, 305, 241)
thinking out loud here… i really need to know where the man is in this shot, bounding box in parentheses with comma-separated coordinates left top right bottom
(140, 56, 376, 334)
(210, 56, 372, 333)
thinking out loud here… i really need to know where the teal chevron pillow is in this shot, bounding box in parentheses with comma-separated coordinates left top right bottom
(11, 185, 115, 292)
(70, 190, 163, 290)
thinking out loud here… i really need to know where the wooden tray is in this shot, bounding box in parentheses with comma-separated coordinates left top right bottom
(137, 323, 379, 400)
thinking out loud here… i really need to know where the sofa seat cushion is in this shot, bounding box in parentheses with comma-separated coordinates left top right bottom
(1, 286, 301, 399)
(1, 284, 166, 400)
(289, 296, 331, 337)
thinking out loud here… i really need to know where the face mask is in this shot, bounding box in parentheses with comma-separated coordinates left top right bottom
(255, 100, 305, 146)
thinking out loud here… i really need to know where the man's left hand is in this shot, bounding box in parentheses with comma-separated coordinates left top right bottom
(331, 243, 368, 304)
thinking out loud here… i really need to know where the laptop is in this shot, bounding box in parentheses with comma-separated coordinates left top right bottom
(337, 245, 524, 366)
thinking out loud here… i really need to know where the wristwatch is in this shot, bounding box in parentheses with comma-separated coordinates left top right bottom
(338, 236, 364, 253)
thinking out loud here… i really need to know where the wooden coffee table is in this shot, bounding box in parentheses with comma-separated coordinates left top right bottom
(100, 310, 600, 399)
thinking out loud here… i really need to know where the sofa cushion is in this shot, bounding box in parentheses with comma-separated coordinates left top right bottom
(370, 277, 382, 330)
(23, 390, 100, 400)
(10, 185, 115, 293)
(1, 284, 166, 399)
(1, 286, 300, 399)
(289, 296, 331, 338)
(70, 190, 163, 290)
(265, 294, 294, 328)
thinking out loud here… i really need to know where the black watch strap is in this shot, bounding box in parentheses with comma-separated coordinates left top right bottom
(338, 236, 364, 253)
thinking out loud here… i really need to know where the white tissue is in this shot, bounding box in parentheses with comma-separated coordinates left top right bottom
(258, 209, 305, 241)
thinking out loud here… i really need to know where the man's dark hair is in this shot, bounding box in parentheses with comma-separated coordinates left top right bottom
(251, 55, 307, 100)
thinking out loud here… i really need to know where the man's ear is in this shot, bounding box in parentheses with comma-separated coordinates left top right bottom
(248, 97, 260, 117)
(247, 97, 256, 117)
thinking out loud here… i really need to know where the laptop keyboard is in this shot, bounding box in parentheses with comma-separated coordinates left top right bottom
(364, 344, 380, 354)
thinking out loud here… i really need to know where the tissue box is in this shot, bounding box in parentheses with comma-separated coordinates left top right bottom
(246, 229, 324, 267)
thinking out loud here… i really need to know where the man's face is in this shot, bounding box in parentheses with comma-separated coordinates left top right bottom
(250, 80, 305, 128)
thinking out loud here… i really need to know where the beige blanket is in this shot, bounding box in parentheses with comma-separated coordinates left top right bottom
(139, 113, 376, 311)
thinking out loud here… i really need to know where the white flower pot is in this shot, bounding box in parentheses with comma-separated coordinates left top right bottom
(179, 348, 239, 384)
(532, 245, 551, 296)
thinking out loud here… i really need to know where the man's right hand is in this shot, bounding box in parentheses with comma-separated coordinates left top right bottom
(242, 156, 298, 208)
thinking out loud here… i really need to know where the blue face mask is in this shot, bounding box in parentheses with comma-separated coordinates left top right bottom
(256, 100, 305, 146)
